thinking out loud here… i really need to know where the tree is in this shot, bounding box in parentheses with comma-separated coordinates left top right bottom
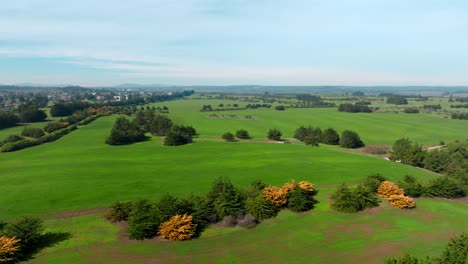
(235, 129, 250, 139)
(222, 132, 235, 142)
(20, 108, 47, 123)
(127, 199, 157, 240)
(330, 184, 359, 213)
(149, 115, 173, 136)
(21, 127, 45, 138)
(106, 117, 146, 145)
(0, 236, 21, 263)
(339, 130, 364, 148)
(321, 128, 340, 145)
(159, 214, 197, 241)
(363, 174, 387, 192)
(390, 138, 424, 166)
(426, 176, 466, 198)
(206, 177, 244, 221)
(352, 184, 380, 210)
(287, 187, 315, 212)
(0, 111, 19, 129)
(267, 129, 282, 141)
(105, 202, 133, 222)
(275, 105, 285, 111)
(398, 175, 424, 197)
(245, 195, 278, 221)
(163, 130, 193, 146)
(438, 232, 468, 264)
(2, 217, 44, 253)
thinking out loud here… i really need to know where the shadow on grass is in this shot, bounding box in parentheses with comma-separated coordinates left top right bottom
(19, 232, 72, 262)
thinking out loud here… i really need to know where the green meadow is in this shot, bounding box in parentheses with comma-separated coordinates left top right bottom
(1, 97, 467, 263)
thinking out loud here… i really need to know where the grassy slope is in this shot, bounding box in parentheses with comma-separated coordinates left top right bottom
(155, 98, 467, 145)
(0, 121, 49, 140)
(0, 115, 436, 220)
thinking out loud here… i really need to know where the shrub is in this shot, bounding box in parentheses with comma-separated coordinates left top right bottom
(262, 186, 288, 207)
(158, 214, 196, 241)
(163, 130, 193, 146)
(127, 200, 157, 240)
(206, 177, 244, 221)
(398, 175, 424, 197)
(21, 127, 45, 138)
(245, 195, 278, 221)
(363, 174, 387, 192)
(338, 103, 372, 113)
(287, 187, 315, 212)
(106, 202, 133, 222)
(275, 105, 285, 110)
(378, 181, 404, 198)
(2, 217, 44, 253)
(294, 126, 322, 146)
(44, 122, 68, 133)
(298, 181, 315, 193)
(222, 132, 235, 142)
(339, 130, 364, 148)
(387, 195, 415, 209)
(352, 184, 380, 209)
(171, 125, 197, 138)
(389, 138, 424, 166)
(0, 134, 23, 146)
(426, 176, 466, 198)
(321, 128, 340, 145)
(106, 117, 146, 145)
(267, 129, 282, 141)
(0, 139, 39, 153)
(330, 184, 360, 213)
(0, 236, 21, 263)
(235, 129, 250, 139)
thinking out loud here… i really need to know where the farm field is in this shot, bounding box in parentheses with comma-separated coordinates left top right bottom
(1, 96, 467, 263)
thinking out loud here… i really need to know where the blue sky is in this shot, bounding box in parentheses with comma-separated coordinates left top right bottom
(1, 0, 467, 86)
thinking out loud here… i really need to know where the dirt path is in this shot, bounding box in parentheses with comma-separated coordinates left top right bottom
(45, 208, 109, 220)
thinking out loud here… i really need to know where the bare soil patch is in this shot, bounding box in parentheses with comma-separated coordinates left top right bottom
(45, 208, 109, 220)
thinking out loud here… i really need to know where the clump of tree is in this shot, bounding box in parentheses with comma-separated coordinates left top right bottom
(330, 183, 380, 213)
(262, 180, 316, 212)
(21, 127, 45, 138)
(50, 101, 90, 117)
(451, 112, 468, 120)
(0, 111, 19, 129)
(106, 116, 147, 145)
(267, 129, 282, 141)
(43, 121, 69, 133)
(386, 95, 408, 105)
(235, 129, 250, 139)
(340, 130, 364, 148)
(222, 132, 236, 142)
(1, 217, 45, 261)
(163, 127, 195, 146)
(321, 128, 340, 145)
(274, 105, 285, 111)
(338, 103, 372, 113)
(18, 105, 47, 123)
(403, 107, 419, 113)
(105, 201, 134, 222)
(384, 232, 468, 264)
(294, 126, 321, 146)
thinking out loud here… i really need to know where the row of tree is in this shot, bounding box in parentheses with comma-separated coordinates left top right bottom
(294, 126, 364, 148)
(338, 103, 372, 113)
(105, 177, 317, 241)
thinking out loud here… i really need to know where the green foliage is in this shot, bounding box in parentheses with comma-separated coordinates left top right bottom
(294, 126, 321, 146)
(149, 115, 173, 136)
(171, 124, 197, 138)
(20, 108, 47, 123)
(267, 128, 282, 141)
(245, 195, 278, 221)
(287, 187, 315, 212)
(363, 174, 387, 192)
(222, 132, 235, 142)
(0, 111, 19, 129)
(340, 130, 364, 148)
(106, 116, 146, 145)
(106, 202, 133, 222)
(163, 130, 193, 146)
(321, 128, 340, 145)
(384, 254, 423, 264)
(352, 184, 380, 209)
(390, 138, 424, 166)
(2, 217, 44, 252)
(330, 183, 379, 213)
(206, 177, 244, 221)
(338, 103, 372, 113)
(426, 176, 466, 198)
(127, 199, 157, 240)
(21, 127, 45, 138)
(235, 129, 250, 139)
(398, 175, 425, 197)
(274, 105, 285, 111)
(44, 122, 68, 133)
(387, 95, 408, 105)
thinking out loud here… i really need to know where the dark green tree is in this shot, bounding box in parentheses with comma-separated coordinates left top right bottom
(321, 128, 340, 145)
(267, 128, 282, 141)
(235, 129, 250, 139)
(339, 130, 364, 148)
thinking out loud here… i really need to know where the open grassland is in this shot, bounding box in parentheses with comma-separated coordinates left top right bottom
(1, 98, 467, 263)
(152, 98, 467, 145)
(28, 197, 468, 263)
(0, 115, 436, 220)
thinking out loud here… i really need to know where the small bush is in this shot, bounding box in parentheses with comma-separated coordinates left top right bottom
(127, 200, 157, 240)
(222, 132, 235, 142)
(158, 214, 196, 241)
(398, 175, 424, 197)
(330, 184, 360, 213)
(363, 174, 387, 192)
(426, 176, 466, 198)
(21, 127, 45, 138)
(245, 195, 279, 221)
(321, 128, 340, 145)
(235, 129, 250, 139)
(106, 202, 134, 222)
(2, 217, 44, 253)
(164, 130, 192, 146)
(287, 187, 315, 212)
(339, 130, 364, 148)
(378, 181, 404, 198)
(275, 105, 285, 111)
(44, 122, 68, 133)
(387, 195, 415, 209)
(262, 186, 288, 207)
(267, 129, 282, 141)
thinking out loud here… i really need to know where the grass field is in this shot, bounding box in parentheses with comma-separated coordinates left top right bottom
(154, 98, 467, 145)
(1, 97, 467, 263)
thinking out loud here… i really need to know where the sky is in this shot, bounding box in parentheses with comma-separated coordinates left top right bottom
(0, 0, 468, 86)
